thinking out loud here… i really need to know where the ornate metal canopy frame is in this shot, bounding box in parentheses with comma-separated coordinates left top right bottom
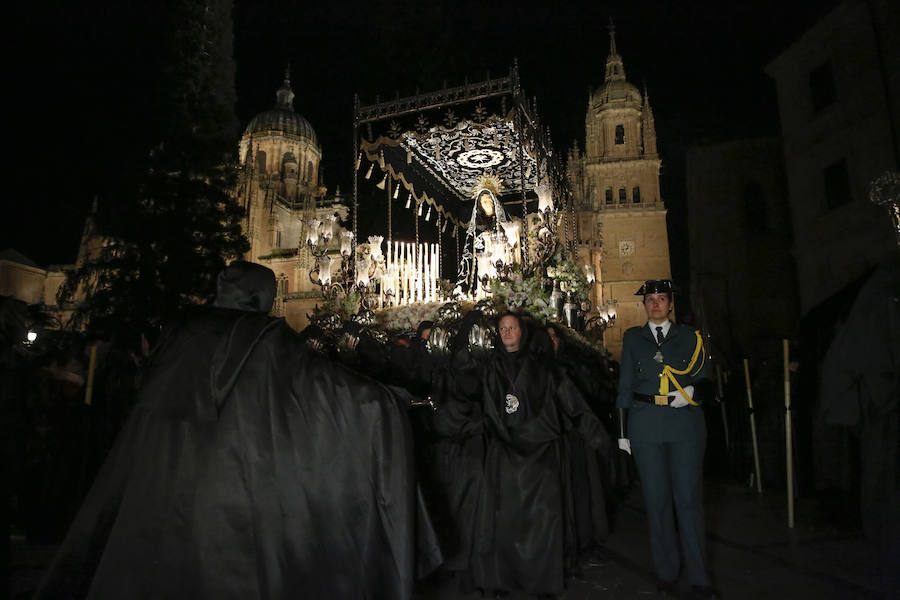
(351, 63, 576, 277)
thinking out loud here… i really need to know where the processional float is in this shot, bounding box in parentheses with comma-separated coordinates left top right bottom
(302, 64, 617, 353)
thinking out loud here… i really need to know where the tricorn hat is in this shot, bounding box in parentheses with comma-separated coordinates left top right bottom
(635, 279, 676, 296)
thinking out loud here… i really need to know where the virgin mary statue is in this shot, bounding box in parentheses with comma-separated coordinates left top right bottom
(455, 173, 511, 295)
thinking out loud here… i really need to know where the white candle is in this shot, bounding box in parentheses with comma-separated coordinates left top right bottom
(425, 244, 431, 302)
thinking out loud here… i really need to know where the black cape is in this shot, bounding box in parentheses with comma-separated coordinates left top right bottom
(36, 308, 423, 599)
(472, 348, 607, 595)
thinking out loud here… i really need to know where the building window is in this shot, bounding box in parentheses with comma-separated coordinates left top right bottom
(615, 124, 625, 145)
(823, 159, 852, 209)
(255, 150, 267, 173)
(810, 60, 836, 114)
(605, 188, 613, 204)
(618, 188, 627, 203)
(307, 161, 314, 181)
(632, 186, 641, 203)
(275, 229, 282, 247)
(742, 182, 768, 233)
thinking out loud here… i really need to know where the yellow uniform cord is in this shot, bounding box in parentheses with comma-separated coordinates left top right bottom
(658, 330, 706, 406)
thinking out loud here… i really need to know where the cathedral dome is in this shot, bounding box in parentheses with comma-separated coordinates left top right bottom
(243, 73, 318, 146)
(593, 79, 642, 106)
(244, 108, 318, 145)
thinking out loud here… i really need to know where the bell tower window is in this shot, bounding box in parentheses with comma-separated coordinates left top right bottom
(615, 124, 625, 145)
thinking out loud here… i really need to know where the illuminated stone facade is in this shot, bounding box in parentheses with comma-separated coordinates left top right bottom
(0, 248, 71, 326)
(238, 71, 349, 331)
(568, 26, 671, 359)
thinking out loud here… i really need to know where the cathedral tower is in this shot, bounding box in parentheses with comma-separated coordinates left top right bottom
(569, 23, 671, 359)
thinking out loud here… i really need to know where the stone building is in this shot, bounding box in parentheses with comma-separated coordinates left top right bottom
(0, 248, 72, 327)
(238, 70, 350, 330)
(765, 0, 899, 316)
(686, 138, 799, 362)
(568, 25, 671, 359)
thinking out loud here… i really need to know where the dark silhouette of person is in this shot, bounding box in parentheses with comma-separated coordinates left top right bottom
(36, 261, 426, 600)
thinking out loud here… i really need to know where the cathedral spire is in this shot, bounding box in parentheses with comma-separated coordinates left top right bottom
(276, 63, 295, 111)
(604, 18, 626, 83)
(608, 17, 617, 56)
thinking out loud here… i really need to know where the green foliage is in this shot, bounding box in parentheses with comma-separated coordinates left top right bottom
(60, 0, 248, 337)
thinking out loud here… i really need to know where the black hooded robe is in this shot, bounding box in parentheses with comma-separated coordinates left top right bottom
(472, 347, 607, 596)
(36, 264, 423, 600)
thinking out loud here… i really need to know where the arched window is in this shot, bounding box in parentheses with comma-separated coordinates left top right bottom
(632, 186, 641, 203)
(605, 188, 614, 204)
(615, 124, 625, 145)
(255, 150, 266, 173)
(618, 188, 627, 203)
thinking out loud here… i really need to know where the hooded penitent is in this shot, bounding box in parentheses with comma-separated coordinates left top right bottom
(472, 313, 608, 596)
(36, 262, 425, 600)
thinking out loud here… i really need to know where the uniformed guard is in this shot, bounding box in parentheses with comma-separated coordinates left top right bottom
(615, 280, 719, 599)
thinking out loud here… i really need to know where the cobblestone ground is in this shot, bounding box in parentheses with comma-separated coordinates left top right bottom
(10, 482, 883, 599)
(415, 481, 882, 600)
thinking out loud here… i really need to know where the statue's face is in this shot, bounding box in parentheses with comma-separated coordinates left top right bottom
(479, 192, 495, 217)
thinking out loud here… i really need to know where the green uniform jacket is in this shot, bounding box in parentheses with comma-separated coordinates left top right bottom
(616, 322, 710, 442)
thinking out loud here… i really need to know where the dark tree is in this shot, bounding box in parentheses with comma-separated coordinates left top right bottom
(61, 0, 248, 336)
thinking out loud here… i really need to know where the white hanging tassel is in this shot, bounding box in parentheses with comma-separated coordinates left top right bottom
(365, 163, 373, 179)
(425, 205, 432, 221)
(441, 218, 448, 233)
(355, 153, 361, 171)
(417, 201, 423, 216)
(452, 226, 457, 238)
(405, 193, 411, 209)
(376, 174, 387, 190)
(393, 183, 400, 199)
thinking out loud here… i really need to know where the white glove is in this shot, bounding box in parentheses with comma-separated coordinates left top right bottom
(617, 438, 632, 455)
(669, 385, 694, 408)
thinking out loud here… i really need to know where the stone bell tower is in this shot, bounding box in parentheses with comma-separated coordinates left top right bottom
(569, 21, 671, 360)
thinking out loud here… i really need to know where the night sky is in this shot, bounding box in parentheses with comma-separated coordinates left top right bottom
(7, 0, 826, 281)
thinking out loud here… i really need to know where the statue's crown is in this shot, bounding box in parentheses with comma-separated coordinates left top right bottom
(472, 172, 502, 198)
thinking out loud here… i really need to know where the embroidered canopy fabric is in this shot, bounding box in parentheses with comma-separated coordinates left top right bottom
(360, 115, 541, 228)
